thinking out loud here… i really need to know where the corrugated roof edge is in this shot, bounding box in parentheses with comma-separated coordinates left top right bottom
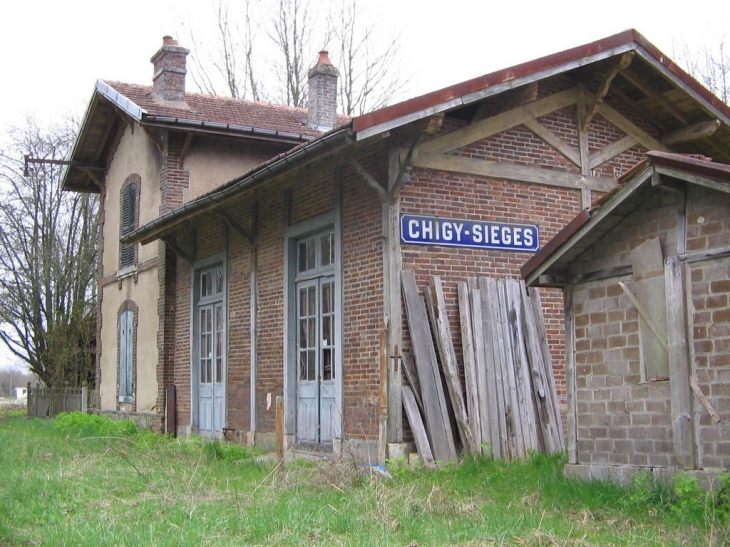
(352, 29, 730, 136)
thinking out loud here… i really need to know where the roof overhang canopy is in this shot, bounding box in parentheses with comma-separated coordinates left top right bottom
(522, 151, 730, 287)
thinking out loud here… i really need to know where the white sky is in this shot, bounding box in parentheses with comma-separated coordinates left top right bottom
(0, 0, 728, 133)
(0, 0, 728, 369)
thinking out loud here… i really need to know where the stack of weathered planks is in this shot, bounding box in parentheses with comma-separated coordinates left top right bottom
(401, 270, 564, 467)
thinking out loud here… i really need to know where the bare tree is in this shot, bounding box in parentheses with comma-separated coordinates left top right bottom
(184, 0, 261, 100)
(182, 0, 409, 112)
(675, 38, 729, 103)
(268, 0, 323, 107)
(0, 118, 98, 387)
(330, 0, 408, 116)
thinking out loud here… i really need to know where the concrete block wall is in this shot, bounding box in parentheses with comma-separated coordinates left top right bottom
(569, 184, 730, 471)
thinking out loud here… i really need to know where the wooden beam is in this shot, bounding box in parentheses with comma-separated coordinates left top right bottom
(402, 385, 436, 470)
(347, 156, 386, 201)
(413, 153, 618, 192)
(678, 244, 730, 264)
(577, 84, 592, 209)
(589, 135, 639, 170)
(420, 88, 578, 155)
(619, 68, 691, 125)
(217, 209, 254, 246)
(472, 82, 539, 122)
(663, 120, 721, 145)
(162, 236, 194, 266)
(581, 51, 635, 132)
(179, 132, 193, 169)
(597, 102, 669, 152)
(655, 166, 730, 194)
(664, 258, 696, 468)
(608, 85, 670, 133)
(523, 119, 581, 167)
(385, 149, 404, 443)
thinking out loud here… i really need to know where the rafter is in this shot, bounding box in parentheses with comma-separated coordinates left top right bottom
(162, 236, 194, 266)
(420, 88, 578, 156)
(662, 119, 721, 145)
(179, 133, 193, 169)
(619, 68, 690, 125)
(347, 156, 386, 201)
(589, 135, 639, 170)
(581, 51, 634, 132)
(217, 209, 254, 246)
(597, 102, 669, 152)
(472, 83, 539, 122)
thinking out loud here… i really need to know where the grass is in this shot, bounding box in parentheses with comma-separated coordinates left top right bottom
(0, 410, 728, 546)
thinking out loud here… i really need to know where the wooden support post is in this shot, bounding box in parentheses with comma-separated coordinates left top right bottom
(275, 395, 285, 473)
(385, 148, 403, 443)
(576, 83, 592, 210)
(664, 258, 696, 469)
(565, 287, 578, 464)
(378, 321, 389, 464)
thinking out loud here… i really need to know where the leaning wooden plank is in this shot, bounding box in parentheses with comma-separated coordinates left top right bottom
(402, 385, 436, 470)
(401, 270, 457, 462)
(458, 281, 482, 449)
(506, 279, 540, 454)
(528, 287, 565, 451)
(426, 277, 478, 456)
(521, 283, 560, 454)
(401, 350, 424, 414)
(479, 277, 511, 460)
(472, 287, 499, 458)
(496, 278, 527, 458)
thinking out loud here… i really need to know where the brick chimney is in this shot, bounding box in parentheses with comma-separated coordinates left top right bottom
(307, 51, 339, 130)
(150, 36, 189, 104)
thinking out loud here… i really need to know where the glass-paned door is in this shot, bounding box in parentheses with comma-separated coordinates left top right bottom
(197, 265, 225, 436)
(295, 229, 338, 444)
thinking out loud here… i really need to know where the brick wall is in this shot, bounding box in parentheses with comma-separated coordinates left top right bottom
(341, 162, 384, 441)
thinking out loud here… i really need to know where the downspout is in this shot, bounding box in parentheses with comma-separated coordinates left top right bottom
(249, 204, 259, 445)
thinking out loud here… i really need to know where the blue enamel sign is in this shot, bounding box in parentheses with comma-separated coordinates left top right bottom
(401, 214, 539, 252)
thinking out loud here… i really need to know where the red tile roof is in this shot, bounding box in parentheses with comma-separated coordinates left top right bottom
(106, 81, 349, 137)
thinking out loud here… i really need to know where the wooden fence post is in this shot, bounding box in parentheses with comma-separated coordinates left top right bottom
(81, 384, 88, 413)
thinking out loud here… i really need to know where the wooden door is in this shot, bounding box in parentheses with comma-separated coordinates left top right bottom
(198, 301, 225, 436)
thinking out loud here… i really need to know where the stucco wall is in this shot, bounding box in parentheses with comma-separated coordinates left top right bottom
(98, 126, 162, 412)
(183, 139, 289, 203)
(102, 127, 161, 275)
(99, 268, 160, 411)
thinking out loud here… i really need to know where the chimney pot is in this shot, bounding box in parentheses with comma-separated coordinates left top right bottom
(317, 51, 332, 66)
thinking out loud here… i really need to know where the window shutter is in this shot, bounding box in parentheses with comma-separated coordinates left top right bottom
(120, 183, 137, 268)
(119, 310, 134, 401)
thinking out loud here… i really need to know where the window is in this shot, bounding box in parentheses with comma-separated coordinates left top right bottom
(120, 174, 140, 268)
(118, 306, 136, 402)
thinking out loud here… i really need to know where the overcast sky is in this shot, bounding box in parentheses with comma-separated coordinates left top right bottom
(0, 0, 728, 370)
(1, 0, 728, 134)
